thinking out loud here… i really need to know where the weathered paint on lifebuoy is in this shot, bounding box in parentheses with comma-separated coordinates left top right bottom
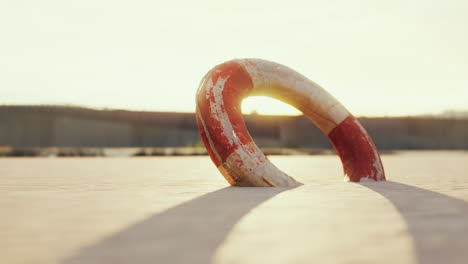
(196, 59, 385, 186)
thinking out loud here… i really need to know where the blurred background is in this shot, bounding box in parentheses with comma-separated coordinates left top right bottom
(1, 0, 467, 156)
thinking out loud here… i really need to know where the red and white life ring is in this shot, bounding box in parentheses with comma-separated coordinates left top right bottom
(196, 59, 385, 186)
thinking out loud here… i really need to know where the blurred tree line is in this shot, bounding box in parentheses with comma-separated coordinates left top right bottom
(0, 105, 467, 150)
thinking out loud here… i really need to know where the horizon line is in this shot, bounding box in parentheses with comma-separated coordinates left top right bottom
(1, 103, 467, 119)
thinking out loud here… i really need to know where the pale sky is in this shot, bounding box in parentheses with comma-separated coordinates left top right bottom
(1, 0, 467, 116)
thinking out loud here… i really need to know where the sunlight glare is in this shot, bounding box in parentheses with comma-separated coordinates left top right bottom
(241, 96, 301, 116)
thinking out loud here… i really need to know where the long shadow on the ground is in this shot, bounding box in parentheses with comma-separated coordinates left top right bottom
(63, 182, 468, 264)
(63, 187, 293, 264)
(361, 181, 468, 264)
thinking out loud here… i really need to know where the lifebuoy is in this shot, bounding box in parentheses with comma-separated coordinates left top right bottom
(196, 59, 385, 186)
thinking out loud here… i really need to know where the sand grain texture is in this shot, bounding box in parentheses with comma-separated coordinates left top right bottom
(1, 151, 467, 264)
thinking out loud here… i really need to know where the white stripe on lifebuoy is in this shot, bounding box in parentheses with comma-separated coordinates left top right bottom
(195, 58, 385, 187)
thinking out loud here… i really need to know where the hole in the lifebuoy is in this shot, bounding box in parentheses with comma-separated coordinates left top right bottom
(241, 95, 339, 184)
(241, 96, 332, 153)
(242, 96, 301, 152)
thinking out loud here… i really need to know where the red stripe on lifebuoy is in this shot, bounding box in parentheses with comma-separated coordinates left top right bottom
(196, 61, 254, 161)
(328, 115, 386, 182)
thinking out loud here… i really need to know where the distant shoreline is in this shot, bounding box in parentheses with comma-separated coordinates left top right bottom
(0, 146, 457, 158)
(0, 146, 337, 157)
(2, 105, 468, 151)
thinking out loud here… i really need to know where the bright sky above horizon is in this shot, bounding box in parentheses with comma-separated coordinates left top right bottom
(1, 0, 467, 116)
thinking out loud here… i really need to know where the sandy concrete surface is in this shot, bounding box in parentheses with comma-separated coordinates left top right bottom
(1, 151, 467, 264)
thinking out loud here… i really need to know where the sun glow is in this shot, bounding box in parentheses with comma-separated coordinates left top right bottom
(1, 1, 468, 116)
(241, 96, 301, 116)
